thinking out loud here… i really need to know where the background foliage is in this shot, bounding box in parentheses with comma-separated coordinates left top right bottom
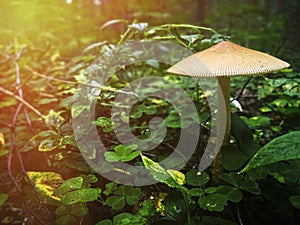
(0, 0, 299, 225)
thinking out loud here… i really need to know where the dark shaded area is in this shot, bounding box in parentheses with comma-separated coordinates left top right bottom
(0, 1, 299, 225)
(279, 0, 300, 71)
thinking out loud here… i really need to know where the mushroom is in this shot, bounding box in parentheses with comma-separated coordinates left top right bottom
(167, 41, 290, 175)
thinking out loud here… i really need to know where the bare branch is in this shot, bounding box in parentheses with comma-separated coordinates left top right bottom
(0, 86, 45, 120)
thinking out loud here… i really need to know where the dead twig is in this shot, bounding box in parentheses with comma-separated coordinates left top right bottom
(3, 46, 54, 224)
(0, 86, 45, 120)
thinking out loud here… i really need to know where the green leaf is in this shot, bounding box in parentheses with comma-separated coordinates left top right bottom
(54, 177, 84, 196)
(38, 98, 58, 105)
(0, 132, 5, 145)
(231, 114, 260, 156)
(130, 104, 157, 119)
(95, 219, 113, 225)
(219, 173, 243, 186)
(61, 188, 101, 205)
(84, 174, 98, 185)
(104, 152, 120, 162)
(55, 205, 70, 216)
(241, 131, 300, 172)
(217, 185, 243, 203)
(105, 196, 125, 211)
(141, 154, 183, 188)
(72, 105, 88, 119)
(0, 193, 8, 206)
(103, 182, 118, 196)
(180, 34, 202, 44)
(27, 171, 63, 206)
(238, 179, 261, 195)
(167, 169, 185, 186)
(113, 185, 141, 206)
(141, 154, 169, 181)
(198, 193, 228, 212)
(161, 190, 187, 223)
(241, 116, 271, 128)
(105, 144, 141, 162)
(273, 98, 288, 107)
(165, 114, 181, 128)
(56, 215, 76, 225)
(145, 59, 159, 69)
(64, 159, 91, 173)
(205, 187, 217, 194)
(45, 109, 65, 128)
(186, 169, 209, 186)
(188, 188, 204, 197)
(138, 199, 156, 217)
(0, 96, 17, 108)
(38, 139, 59, 152)
(70, 203, 88, 217)
(126, 195, 140, 206)
(268, 160, 300, 182)
(124, 150, 141, 162)
(220, 173, 261, 195)
(94, 117, 114, 132)
(221, 145, 249, 171)
(0, 148, 9, 157)
(289, 195, 300, 210)
(113, 213, 133, 224)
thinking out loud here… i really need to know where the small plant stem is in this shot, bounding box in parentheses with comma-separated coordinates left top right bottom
(155, 24, 218, 34)
(212, 77, 231, 184)
(237, 205, 244, 225)
(181, 189, 191, 225)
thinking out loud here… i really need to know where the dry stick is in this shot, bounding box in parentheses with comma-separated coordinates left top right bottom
(1, 48, 52, 223)
(7, 102, 53, 224)
(14, 61, 34, 132)
(7, 103, 23, 191)
(0, 86, 45, 120)
(7, 59, 35, 191)
(26, 67, 75, 84)
(4, 56, 53, 223)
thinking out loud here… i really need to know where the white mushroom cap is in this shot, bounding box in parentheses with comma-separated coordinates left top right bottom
(167, 41, 290, 77)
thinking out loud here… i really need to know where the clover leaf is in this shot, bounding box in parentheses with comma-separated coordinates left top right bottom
(104, 185, 141, 211)
(105, 144, 141, 162)
(186, 169, 209, 186)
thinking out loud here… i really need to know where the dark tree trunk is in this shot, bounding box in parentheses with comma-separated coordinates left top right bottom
(196, 0, 205, 24)
(278, 0, 300, 71)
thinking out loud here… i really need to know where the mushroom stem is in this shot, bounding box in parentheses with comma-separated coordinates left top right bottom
(217, 76, 231, 144)
(212, 76, 231, 184)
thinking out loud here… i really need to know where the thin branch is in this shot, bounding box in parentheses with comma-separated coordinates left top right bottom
(0, 86, 45, 120)
(235, 76, 253, 100)
(14, 61, 33, 131)
(3, 45, 54, 224)
(9, 103, 53, 222)
(7, 103, 23, 191)
(237, 205, 244, 225)
(154, 24, 218, 34)
(26, 66, 75, 84)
